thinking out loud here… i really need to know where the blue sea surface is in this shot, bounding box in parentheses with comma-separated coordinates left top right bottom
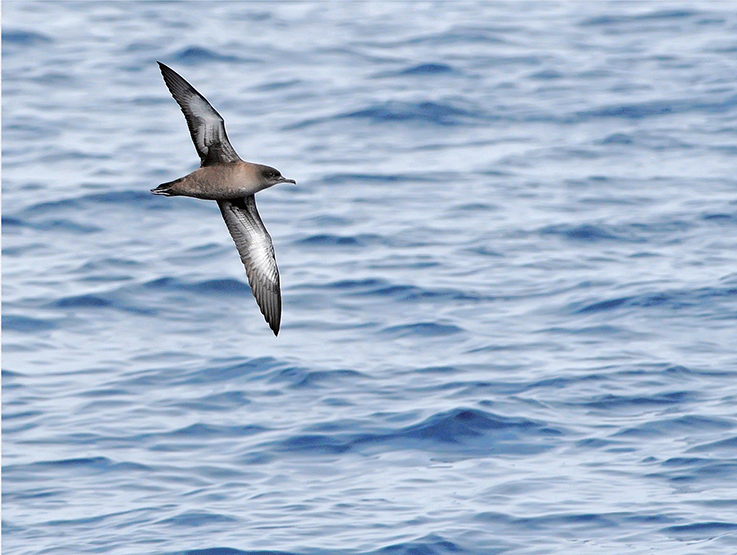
(3, 2, 737, 554)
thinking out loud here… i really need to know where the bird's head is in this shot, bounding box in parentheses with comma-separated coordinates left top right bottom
(257, 165, 296, 190)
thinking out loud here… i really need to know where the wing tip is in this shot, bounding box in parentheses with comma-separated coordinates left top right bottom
(264, 298, 281, 336)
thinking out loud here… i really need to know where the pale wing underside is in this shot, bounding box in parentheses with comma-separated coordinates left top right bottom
(218, 196, 281, 335)
(158, 62, 241, 166)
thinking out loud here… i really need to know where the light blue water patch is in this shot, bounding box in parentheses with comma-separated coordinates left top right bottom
(4, 2, 737, 555)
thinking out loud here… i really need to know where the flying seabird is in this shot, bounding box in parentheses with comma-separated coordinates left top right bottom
(152, 62, 294, 335)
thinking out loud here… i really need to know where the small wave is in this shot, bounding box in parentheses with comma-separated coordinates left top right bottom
(571, 285, 737, 315)
(310, 278, 480, 303)
(164, 423, 266, 439)
(575, 94, 737, 122)
(51, 294, 112, 309)
(170, 46, 254, 65)
(371, 534, 463, 555)
(395, 63, 456, 76)
(183, 549, 298, 555)
(688, 435, 737, 454)
(292, 100, 487, 128)
(401, 408, 537, 442)
(158, 510, 239, 527)
(322, 172, 427, 185)
(578, 391, 693, 410)
(539, 223, 630, 243)
(2, 314, 57, 333)
(142, 277, 250, 296)
(164, 357, 283, 387)
(580, 9, 699, 27)
(341, 100, 481, 125)
(7, 456, 151, 474)
(702, 212, 737, 224)
(381, 322, 464, 337)
(392, 26, 510, 47)
(662, 521, 737, 537)
(295, 233, 386, 247)
(529, 68, 563, 80)
(2, 28, 53, 46)
(272, 408, 560, 458)
(274, 367, 366, 389)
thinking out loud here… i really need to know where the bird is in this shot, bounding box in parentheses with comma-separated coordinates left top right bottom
(152, 62, 294, 335)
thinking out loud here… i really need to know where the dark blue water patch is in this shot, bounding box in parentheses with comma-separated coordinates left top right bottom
(308, 278, 482, 303)
(619, 415, 735, 439)
(183, 549, 297, 555)
(374, 534, 466, 555)
(661, 521, 737, 537)
(2, 216, 24, 227)
(702, 211, 737, 224)
(580, 9, 700, 27)
(3, 216, 101, 234)
(165, 423, 266, 439)
(254, 78, 302, 92)
(44, 288, 157, 316)
(276, 434, 353, 455)
(302, 214, 353, 228)
(272, 367, 366, 389)
(162, 357, 285, 387)
(322, 172, 430, 185)
(598, 132, 634, 145)
(2, 409, 42, 422)
(401, 408, 537, 442)
(393, 26, 513, 47)
(529, 68, 563, 80)
(292, 100, 487, 129)
(577, 391, 694, 411)
(73, 257, 141, 281)
(194, 279, 251, 295)
(688, 435, 737, 454)
(4, 456, 152, 477)
(159, 510, 239, 527)
(381, 322, 464, 337)
(2, 314, 57, 333)
(341, 100, 483, 126)
(571, 285, 737, 315)
(393, 63, 456, 76)
(272, 408, 560, 458)
(539, 223, 632, 243)
(295, 233, 387, 248)
(169, 46, 255, 65)
(21, 190, 162, 218)
(574, 94, 737, 122)
(51, 294, 113, 309)
(171, 391, 253, 412)
(2, 28, 53, 46)
(476, 509, 677, 539)
(142, 277, 250, 297)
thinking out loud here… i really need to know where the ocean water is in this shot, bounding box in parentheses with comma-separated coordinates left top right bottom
(3, 1, 737, 554)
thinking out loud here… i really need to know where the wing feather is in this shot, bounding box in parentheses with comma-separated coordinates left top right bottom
(158, 62, 241, 166)
(218, 196, 281, 335)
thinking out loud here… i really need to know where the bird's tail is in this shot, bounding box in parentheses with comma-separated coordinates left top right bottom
(151, 177, 183, 196)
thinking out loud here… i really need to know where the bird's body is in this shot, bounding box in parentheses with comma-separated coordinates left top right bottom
(154, 161, 282, 200)
(153, 62, 294, 335)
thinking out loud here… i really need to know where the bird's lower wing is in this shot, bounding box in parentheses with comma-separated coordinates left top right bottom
(218, 196, 281, 335)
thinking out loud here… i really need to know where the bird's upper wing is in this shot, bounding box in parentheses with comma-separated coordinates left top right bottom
(218, 196, 281, 335)
(158, 62, 241, 166)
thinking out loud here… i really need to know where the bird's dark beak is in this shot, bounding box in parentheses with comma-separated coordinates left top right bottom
(278, 177, 296, 185)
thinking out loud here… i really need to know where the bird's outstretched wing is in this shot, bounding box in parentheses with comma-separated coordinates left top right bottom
(158, 62, 241, 166)
(218, 196, 281, 335)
